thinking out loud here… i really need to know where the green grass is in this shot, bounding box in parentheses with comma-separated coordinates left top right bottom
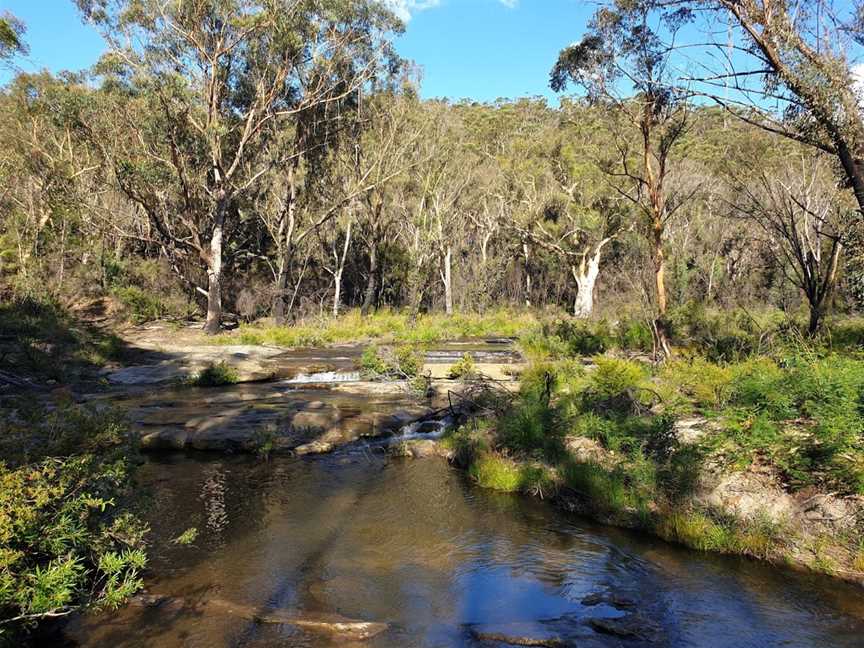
(468, 452, 555, 495)
(222, 308, 538, 348)
(454, 323, 864, 575)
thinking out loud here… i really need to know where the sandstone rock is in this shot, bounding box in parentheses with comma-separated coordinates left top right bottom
(140, 429, 188, 450)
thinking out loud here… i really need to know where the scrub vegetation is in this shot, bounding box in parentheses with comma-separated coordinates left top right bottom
(0, 403, 147, 643)
(447, 315, 864, 574)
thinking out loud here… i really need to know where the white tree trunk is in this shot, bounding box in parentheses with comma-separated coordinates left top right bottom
(523, 242, 531, 306)
(332, 221, 352, 318)
(443, 244, 453, 315)
(204, 201, 226, 334)
(572, 246, 602, 319)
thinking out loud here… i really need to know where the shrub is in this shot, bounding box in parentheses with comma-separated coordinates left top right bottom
(662, 359, 733, 410)
(616, 318, 654, 352)
(360, 344, 424, 379)
(0, 404, 147, 638)
(469, 453, 525, 492)
(186, 361, 239, 387)
(394, 345, 423, 378)
(560, 461, 638, 515)
(112, 285, 166, 324)
(447, 353, 476, 380)
(588, 357, 645, 398)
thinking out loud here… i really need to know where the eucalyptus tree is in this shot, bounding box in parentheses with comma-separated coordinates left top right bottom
(353, 88, 428, 314)
(676, 0, 864, 217)
(78, 0, 400, 332)
(0, 73, 105, 288)
(503, 102, 631, 318)
(0, 11, 26, 68)
(552, 2, 693, 350)
(730, 155, 855, 334)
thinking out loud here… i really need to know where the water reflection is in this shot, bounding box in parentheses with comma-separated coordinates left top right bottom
(65, 452, 864, 647)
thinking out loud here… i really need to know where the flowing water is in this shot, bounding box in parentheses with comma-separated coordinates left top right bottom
(66, 449, 864, 647)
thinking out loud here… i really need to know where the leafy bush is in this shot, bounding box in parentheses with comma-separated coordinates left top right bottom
(560, 461, 640, 515)
(588, 357, 645, 397)
(662, 359, 733, 410)
(616, 318, 654, 352)
(447, 353, 476, 380)
(704, 356, 864, 493)
(0, 404, 147, 638)
(112, 286, 166, 324)
(394, 345, 423, 377)
(186, 361, 239, 387)
(360, 344, 424, 379)
(360, 344, 389, 376)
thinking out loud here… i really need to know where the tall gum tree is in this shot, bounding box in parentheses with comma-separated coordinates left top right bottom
(551, 3, 693, 351)
(78, 0, 400, 332)
(504, 102, 630, 318)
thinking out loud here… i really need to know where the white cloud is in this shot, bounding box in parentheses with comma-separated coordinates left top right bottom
(382, 0, 517, 22)
(383, 0, 442, 22)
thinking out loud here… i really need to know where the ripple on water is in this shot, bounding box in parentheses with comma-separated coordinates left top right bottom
(65, 453, 864, 648)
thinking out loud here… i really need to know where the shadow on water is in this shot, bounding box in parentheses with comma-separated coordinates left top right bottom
(58, 448, 864, 648)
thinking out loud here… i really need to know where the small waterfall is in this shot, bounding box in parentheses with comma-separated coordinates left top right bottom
(284, 370, 361, 384)
(397, 416, 452, 441)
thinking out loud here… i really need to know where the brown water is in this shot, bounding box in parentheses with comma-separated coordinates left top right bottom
(65, 449, 864, 648)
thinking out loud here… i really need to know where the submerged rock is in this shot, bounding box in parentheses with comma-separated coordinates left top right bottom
(580, 592, 637, 610)
(586, 613, 658, 640)
(469, 629, 568, 646)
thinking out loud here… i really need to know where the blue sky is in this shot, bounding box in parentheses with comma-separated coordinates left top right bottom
(1, 0, 591, 102)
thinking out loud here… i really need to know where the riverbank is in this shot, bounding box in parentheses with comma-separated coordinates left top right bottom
(419, 350, 864, 586)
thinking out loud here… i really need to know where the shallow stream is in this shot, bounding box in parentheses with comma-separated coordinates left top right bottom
(66, 449, 864, 647)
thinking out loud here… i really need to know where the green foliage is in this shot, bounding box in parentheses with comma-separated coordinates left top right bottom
(560, 461, 641, 515)
(587, 357, 646, 399)
(0, 403, 147, 635)
(394, 345, 423, 377)
(469, 453, 525, 492)
(111, 286, 167, 324)
(360, 344, 389, 376)
(360, 343, 424, 379)
(616, 318, 654, 352)
(710, 356, 864, 493)
(657, 511, 734, 552)
(497, 364, 566, 461)
(185, 361, 239, 387)
(661, 359, 733, 411)
(520, 318, 611, 360)
(0, 294, 125, 383)
(447, 353, 476, 380)
(468, 452, 554, 495)
(172, 528, 198, 546)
